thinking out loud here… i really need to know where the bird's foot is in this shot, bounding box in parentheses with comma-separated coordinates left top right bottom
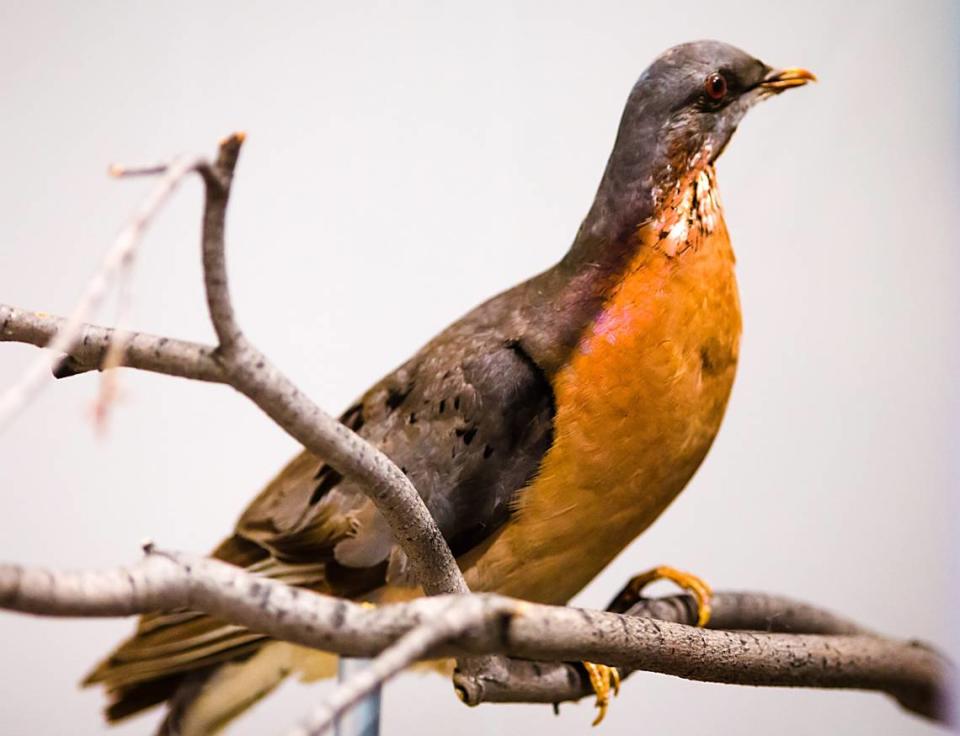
(582, 661, 620, 726)
(612, 565, 713, 626)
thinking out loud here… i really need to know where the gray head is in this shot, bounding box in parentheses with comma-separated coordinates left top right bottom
(582, 40, 814, 243)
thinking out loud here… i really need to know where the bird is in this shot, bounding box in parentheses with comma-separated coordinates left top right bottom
(85, 40, 814, 734)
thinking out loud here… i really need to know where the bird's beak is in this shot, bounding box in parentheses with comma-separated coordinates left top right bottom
(759, 67, 817, 93)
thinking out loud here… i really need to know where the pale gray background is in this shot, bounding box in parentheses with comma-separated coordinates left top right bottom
(1, 2, 957, 735)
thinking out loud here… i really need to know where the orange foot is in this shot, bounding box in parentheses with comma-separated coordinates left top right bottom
(581, 661, 620, 726)
(611, 565, 713, 627)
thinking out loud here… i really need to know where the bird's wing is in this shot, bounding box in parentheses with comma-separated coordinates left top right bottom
(85, 329, 555, 718)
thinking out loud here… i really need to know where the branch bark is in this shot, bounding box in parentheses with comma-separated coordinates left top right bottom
(0, 549, 950, 727)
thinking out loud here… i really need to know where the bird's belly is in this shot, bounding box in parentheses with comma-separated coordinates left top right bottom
(464, 222, 741, 605)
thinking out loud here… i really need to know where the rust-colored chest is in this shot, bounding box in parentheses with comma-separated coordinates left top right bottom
(465, 167, 741, 603)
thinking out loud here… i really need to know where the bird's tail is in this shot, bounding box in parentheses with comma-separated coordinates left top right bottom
(155, 643, 337, 736)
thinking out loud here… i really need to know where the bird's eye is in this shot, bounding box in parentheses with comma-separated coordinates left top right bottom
(704, 73, 727, 100)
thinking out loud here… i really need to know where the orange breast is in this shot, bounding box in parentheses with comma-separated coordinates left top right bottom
(465, 167, 742, 604)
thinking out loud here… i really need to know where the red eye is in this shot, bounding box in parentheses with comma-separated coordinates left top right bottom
(704, 73, 727, 100)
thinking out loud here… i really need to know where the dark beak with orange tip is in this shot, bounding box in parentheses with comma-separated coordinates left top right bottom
(758, 67, 817, 93)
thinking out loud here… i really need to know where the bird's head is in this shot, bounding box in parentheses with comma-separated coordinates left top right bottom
(633, 41, 815, 170)
(583, 40, 814, 242)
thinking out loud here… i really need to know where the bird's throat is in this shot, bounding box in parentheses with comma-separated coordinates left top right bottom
(648, 165, 723, 258)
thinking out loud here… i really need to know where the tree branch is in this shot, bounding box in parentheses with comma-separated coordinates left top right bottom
(0, 549, 950, 726)
(0, 305, 225, 383)
(451, 592, 875, 707)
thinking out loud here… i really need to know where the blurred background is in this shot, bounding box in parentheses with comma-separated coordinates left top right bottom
(1, 2, 957, 734)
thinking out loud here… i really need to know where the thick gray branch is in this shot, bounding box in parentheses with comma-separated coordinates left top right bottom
(453, 593, 874, 707)
(0, 550, 949, 724)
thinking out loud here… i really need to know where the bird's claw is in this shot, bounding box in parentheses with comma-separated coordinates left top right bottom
(582, 661, 620, 726)
(618, 565, 713, 627)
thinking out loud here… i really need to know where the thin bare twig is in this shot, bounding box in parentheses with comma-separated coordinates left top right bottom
(0, 154, 204, 432)
(90, 288, 133, 432)
(109, 162, 170, 178)
(0, 549, 950, 724)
